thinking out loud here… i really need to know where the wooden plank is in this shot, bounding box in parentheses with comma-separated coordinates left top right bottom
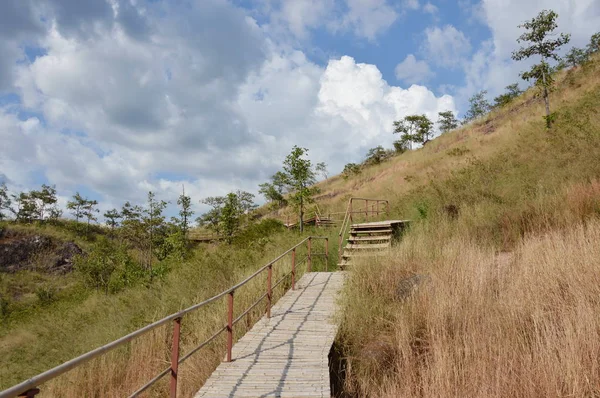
(194, 272, 345, 398)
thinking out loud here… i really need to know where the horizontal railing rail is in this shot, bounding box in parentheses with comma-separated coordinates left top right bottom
(1, 237, 329, 398)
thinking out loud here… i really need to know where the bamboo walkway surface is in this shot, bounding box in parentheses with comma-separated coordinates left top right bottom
(195, 272, 346, 398)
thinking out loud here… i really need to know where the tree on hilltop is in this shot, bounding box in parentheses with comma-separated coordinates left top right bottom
(512, 9, 570, 128)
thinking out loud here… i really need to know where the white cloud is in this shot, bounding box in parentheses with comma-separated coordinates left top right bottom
(333, 0, 399, 40)
(404, 0, 420, 11)
(423, 25, 471, 68)
(394, 54, 434, 84)
(423, 2, 438, 14)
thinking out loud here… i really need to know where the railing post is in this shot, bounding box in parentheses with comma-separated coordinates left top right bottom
(377, 201, 380, 217)
(350, 199, 353, 224)
(325, 238, 329, 272)
(267, 265, 272, 318)
(170, 317, 182, 398)
(226, 292, 234, 362)
(292, 248, 296, 290)
(338, 234, 342, 266)
(366, 199, 369, 220)
(307, 237, 312, 272)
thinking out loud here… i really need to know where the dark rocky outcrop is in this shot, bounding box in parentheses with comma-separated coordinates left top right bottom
(0, 228, 83, 274)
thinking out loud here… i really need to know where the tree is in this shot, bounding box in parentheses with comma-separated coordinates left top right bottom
(588, 32, 600, 54)
(30, 184, 58, 222)
(463, 91, 491, 123)
(342, 163, 361, 179)
(11, 192, 37, 223)
(197, 196, 226, 233)
(121, 201, 145, 251)
(493, 83, 523, 108)
(512, 9, 570, 128)
(142, 192, 167, 270)
(437, 111, 459, 133)
(0, 183, 11, 221)
(67, 192, 87, 223)
(564, 47, 588, 68)
(316, 162, 328, 180)
(393, 140, 409, 154)
(82, 199, 99, 234)
(282, 146, 318, 233)
(259, 182, 283, 207)
(393, 114, 434, 147)
(173, 187, 194, 237)
(365, 146, 387, 165)
(104, 209, 122, 232)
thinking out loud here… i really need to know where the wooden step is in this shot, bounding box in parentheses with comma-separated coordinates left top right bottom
(351, 224, 392, 230)
(350, 228, 393, 235)
(342, 251, 388, 258)
(348, 236, 391, 242)
(346, 243, 390, 250)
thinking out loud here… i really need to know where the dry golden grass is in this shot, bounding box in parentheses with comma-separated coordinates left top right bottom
(340, 218, 600, 397)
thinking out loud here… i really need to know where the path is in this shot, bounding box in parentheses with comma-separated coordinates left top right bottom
(195, 272, 346, 398)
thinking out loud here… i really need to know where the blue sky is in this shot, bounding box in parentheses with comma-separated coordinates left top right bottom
(0, 0, 598, 217)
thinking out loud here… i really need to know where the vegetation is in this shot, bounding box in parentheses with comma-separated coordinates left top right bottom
(463, 90, 491, 123)
(393, 114, 434, 148)
(437, 110, 459, 133)
(512, 9, 570, 128)
(493, 83, 523, 107)
(281, 146, 319, 232)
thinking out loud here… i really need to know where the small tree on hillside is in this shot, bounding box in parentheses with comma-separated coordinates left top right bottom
(463, 90, 491, 123)
(11, 192, 37, 223)
(394, 114, 434, 148)
(143, 192, 167, 270)
(197, 196, 226, 233)
(365, 146, 387, 165)
(82, 199, 99, 234)
(67, 192, 87, 223)
(342, 163, 361, 179)
(587, 32, 600, 54)
(437, 111, 459, 133)
(173, 187, 194, 237)
(0, 183, 11, 221)
(316, 162, 328, 180)
(564, 47, 589, 68)
(282, 146, 318, 233)
(104, 209, 122, 233)
(512, 9, 570, 128)
(30, 184, 58, 222)
(493, 83, 523, 108)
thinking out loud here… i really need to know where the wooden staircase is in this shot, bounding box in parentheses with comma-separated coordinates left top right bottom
(338, 222, 394, 269)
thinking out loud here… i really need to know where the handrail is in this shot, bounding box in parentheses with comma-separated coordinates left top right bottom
(337, 197, 389, 264)
(1, 236, 330, 398)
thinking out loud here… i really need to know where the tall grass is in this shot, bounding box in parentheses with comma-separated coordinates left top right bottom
(336, 56, 600, 396)
(340, 218, 600, 397)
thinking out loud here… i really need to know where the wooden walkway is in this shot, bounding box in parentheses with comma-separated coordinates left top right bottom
(195, 272, 346, 398)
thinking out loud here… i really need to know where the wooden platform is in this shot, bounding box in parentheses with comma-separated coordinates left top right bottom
(195, 272, 346, 398)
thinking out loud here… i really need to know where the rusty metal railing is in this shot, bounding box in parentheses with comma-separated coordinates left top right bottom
(337, 197, 389, 264)
(0, 237, 329, 398)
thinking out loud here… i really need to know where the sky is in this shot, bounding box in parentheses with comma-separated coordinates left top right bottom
(0, 0, 598, 216)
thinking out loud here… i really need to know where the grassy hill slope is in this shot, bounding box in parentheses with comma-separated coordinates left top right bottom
(328, 55, 600, 396)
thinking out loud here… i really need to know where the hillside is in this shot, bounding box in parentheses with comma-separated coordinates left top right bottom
(326, 54, 600, 396)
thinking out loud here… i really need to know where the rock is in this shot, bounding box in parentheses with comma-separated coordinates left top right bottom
(394, 274, 429, 301)
(0, 229, 83, 274)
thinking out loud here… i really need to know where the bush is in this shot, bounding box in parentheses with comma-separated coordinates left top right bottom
(74, 238, 143, 293)
(342, 163, 361, 180)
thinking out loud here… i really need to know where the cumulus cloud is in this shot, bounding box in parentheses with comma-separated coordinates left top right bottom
(423, 24, 471, 68)
(394, 54, 434, 84)
(0, 0, 454, 216)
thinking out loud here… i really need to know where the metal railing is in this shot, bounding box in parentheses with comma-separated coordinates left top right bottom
(337, 197, 389, 264)
(1, 237, 329, 398)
